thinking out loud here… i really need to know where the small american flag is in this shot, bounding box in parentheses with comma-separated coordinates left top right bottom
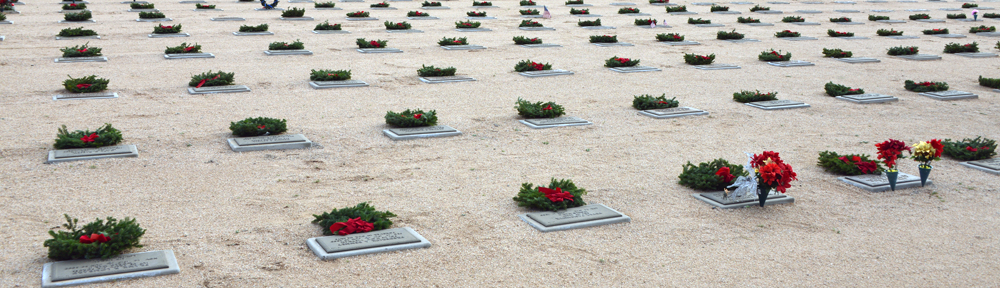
(542, 5, 551, 18)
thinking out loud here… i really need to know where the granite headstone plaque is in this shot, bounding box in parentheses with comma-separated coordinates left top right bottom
(592, 42, 634, 47)
(519, 116, 592, 129)
(211, 17, 245, 21)
(455, 28, 492, 32)
(693, 23, 725, 27)
(638, 106, 709, 118)
(953, 52, 998, 58)
(54, 56, 108, 63)
(836, 93, 898, 103)
(766, 60, 816, 67)
(383, 125, 462, 140)
(745, 99, 810, 110)
(895, 54, 940, 60)
(148, 33, 190, 38)
(313, 30, 351, 34)
(836, 36, 870, 40)
(744, 22, 775, 26)
(519, 43, 562, 48)
(693, 63, 740, 70)
(518, 27, 556, 31)
(960, 158, 1000, 174)
(661, 40, 700, 45)
(164, 53, 215, 59)
(668, 11, 698, 15)
(519, 204, 631, 232)
(232, 31, 274, 36)
(187, 85, 251, 94)
(755, 10, 782, 14)
(779, 36, 818, 41)
(42, 250, 179, 287)
(386, 29, 424, 33)
(581, 25, 616, 30)
(345, 17, 379, 21)
(264, 50, 314, 55)
(608, 66, 661, 73)
(839, 172, 928, 192)
(440, 44, 486, 50)
(407, 16, 439, 20)
(932, 33, 966, 38)
(723, 39, 761, 43)
(280, 16, 315, 20)
(834, 9, 861, 13)
(53, 92, 119, 100)
(693, 191, 793, 208)
(228, 134, 313, 152)
(135, 18, 172, 22)
(47, 144, 138, 163)
(418, 76, 476, 83)
(519, 69, 574, 77)
(466, 16, 497, 20)
(976, 32, 1000, 37)
(357, 48, 403, 53)
(309, 80, 369, 89)
(306, 227, 431, 260)
(918, 90, 978, 101)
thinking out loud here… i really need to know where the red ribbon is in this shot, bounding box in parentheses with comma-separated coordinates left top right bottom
(76, 83, 92, 89)
(196, 74, 221, 88)
(79, 233, 110, 244)
(538, 187, 574, 202)
(329, 218, 374, 236)
(80, 133, 99, 143)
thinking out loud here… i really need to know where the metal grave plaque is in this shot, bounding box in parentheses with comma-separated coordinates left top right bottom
(836, 93, 898, 103)
(47, 145, 138, 163)
(519, 204, 630, 232)
(746, 99, 810, 110)
(307, 227, 431, 260)
(839, 172, 929, 192)
(383, 125, 462, 140)
(520, 116, 592, 129)
(638, 106, 709, 118)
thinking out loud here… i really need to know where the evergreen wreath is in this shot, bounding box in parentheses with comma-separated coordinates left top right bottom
(782, 16, 804, 22)
(64, 10, 92, 21)
(887, 46, 918, 55)
(824, 82, 864, 96)
(942, 137, 997, 161)
(710, 5, 728, 11)
(165, 43, 202, 54)
(281, 7, 306, 17)
(868, 14, 889, 21)
(656, 33, 684, 41)
(408, 11, 430, 17)
(515, 98, 565, 118)
(979, 76, 1000, 89)
(370, 2, 389, 7)
(677, 159, 747, 191)
(385, 109, 438, 127)
(984, 13, 999, 18)
(829, 17, 851, 22)
(618, 7, 640, 14)
(876, 28, 903, 36)
(310, 69, 351, 81)
(314, 20, 341, 30)
(346, 11, 370, 17)
(239, 24, 269, 32)
(188, 70, 235, 87)
(946, 13, 966, 19)
(520, 9, 540, 15)
(519, 19, 543, 27)
(438, 36, 468, 45)
(356, 38, 387, 48)
(513, 178, 587, 211)
(196, 3, 216, 8)
(774, 30, 800, 37)
(737, 16, 759, 23)
(688, 18, 711, 24)
(733, 90, 777, 103)
(909, 13, 930, 20)
(650, 0, 668, 3)
(922, 28, 948, 34)
(311, 203, 396, 236)
(63, 75, 109, 93)
(822, 48, 852, 58)
(467, 11, 487, 16)
(62, 2, 86, 9)
(758, 49, 791, 61)
(268, 39, 305, 50)
(230, 117, 288, 137)
(605, 56, 639, 67)
(827, 29, 854, 37)
(422, 1, 442, 6)
(666, 5, 686, 12)
(749, 4, 768, 11)
(635, 18, 656, 25)
(589, 35, 617, 43)
(455, 20, 481, 28)
(384, 21, 411, 30)
(903, 80, 948, 92)
(962, 2, 978, 8)
(44, 215, 145, 260)
(513, 36, 542, 44)
(970, 26, 996, 33)
(138, 11, 166, 19)
(717, 29, 744, 40)
(417, 65, 456, 77)
(632, 94, 678, 110)
(683, 53, 715, 65)
(565, 0, 583, 4)
(54, 124, 122, 149)
(130, 2, 153, 8)
(569, 8, 589, 14)
(152, 23, 182, 34)
(577, 19, 601, 26)
(472, 0, 492, 6)
(817, 151, 884, 175)
(513, 59, 551, 72)
(520, 0, 535, 5)
(60, 43, 102, 58)
(943, 42, 978, 53)
(315, 2, 335, 8)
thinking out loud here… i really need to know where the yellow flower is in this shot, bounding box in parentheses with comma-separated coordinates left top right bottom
(913, 141, 935, 159)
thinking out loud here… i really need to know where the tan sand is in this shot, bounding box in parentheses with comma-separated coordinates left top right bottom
(1, 0, 999, 286)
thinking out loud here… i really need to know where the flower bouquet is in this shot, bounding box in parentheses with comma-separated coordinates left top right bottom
(688, 18, 711, 24)
(356, 38, 387, 48)
(408, 10, 429, 17)
(969, 25, 996, 33)
(164, 43, 201, 54)
(887, 46, 918, 55)
(131, 2, 154, 9)
(417, 65, 456, 77)
(188, 70, 235, 88)
(44, 214, 145, 260)
(980, 76, 1000, 89)
(64, 10, 92, 21)
(922, 28, 949, 34)
(758, 49, 791, 61)
(868, 15, 889, 21)
(314, 20, 341, 30)
(827, 29, 854, 37)
(282, 7, 306, 17)
(514, 59, 551, 72)
(710, 5, 728, 11)
(605, 56, 639, 67)
(346, 11, 369, 17)
(520, 0, 536, 5)
(472, 0, 492, 6)
(310, 69, 351, 81)
(268, 39, 305, 50)
(943, 137, 997, 161)
(63, 75, 108, 93)
(138, 11, 166, 19)
(909, 13, 930, 20)
(370, 2, 389, 7)
(53, 124, 122, 149)
(717, 29, 744, 39)
(58, 27, 98, 37)
(570, 8, 589, 14)
(152, 23, 182, 34)
(384, 21, 411, 30)
(195, 3, 216, 9)
(824, 82, 864, 96)
(315, 2, 335, 7)
(239, 24, 269, 32)
(749, 4, 769, 11)
(62, 2, 86, 10)
(817, 151, 883, 175)
(513, 179, 587, 211)
(438, 36, 468, 45)
(876, 28, 903, 36)
(946, 13, 966, 19)
(782, 16, 805, 22)
(666, 5, 686, 12)
(385, 109, 437, 127)
(737, 16, 760, 23)
(829, 17, 851, 22)
(775, 30, 800, 37)
(822, 48, 852, 58)
(678, 159, 747, 191)
(515, 98, 565, 118)
(520, 9, 540, 15)
(656, 33, 684, 41)
(733, 90, 777, 103)
(312, 203, 396, 236)
(455, 20, 481, 28)
(519, 19, 543, 27)
(632, 94, 678, 110)
(577, 19, 601, 26)
(911, 139, 943, 186)
(635, 18, 656, 25)
(943, 42, 979, 53)
(467, 11, 486, 16)
(683, 53, 714, 65)
(875, 139, 910, 190)
(60, 43, 102, 58)
(618, 7, 640, 14)
(725, 151, 797, 207)
(422, 1, 441, 6)
(589, 35, 617, 43)
(230, 117, 288, 137)
(903, 80, 948, 92)
(513, 36, 542, 44)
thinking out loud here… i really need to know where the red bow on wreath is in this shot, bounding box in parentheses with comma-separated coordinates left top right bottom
(538, 187, 573, 202)
(196, 74, 221, 88)
(80, 133, 99, 143)
(329, 217, 374, 236)
(79, 233, 110, 244)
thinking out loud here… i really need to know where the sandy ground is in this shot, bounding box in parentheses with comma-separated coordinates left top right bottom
(1, 0, 1000, 286)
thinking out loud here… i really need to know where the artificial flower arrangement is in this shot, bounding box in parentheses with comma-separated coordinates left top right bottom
(970, 25, 996, 33)
(62, 2, 86, 10)
(310, 69, 352, 81)
(467, 11, 487, 16)
(577, 19, 601, 26)
(312, 203, 396, 236)
(422, 1, 442, 6)
(130, 2, 154, 9)
(758, 49, 791, 61)
(152, 23, 182, 34)
(887, 46, 918, 56)
(314, 20, 342, 30)
(666, 5, 687, 12)
(384, 21, 412, 30)
(774, 30, 800, 37)
(520, 9, 540, 15)
(438, 36, 468, 46)
(909, 13, 930, 20)
(618, 7, 640, 14)
(513, 59, 551, 72)
(64, 10, 92, 21)
(346, 11, 370, 17)
(980, 76, 1000, 89)
(688, 18, 711, 24)
(604, 56, 639, 67)
(589, 35, 617, 43)
(519, 19, 543, 27)
(678, 158, 747, 191)
(164, 43, 202, 54)
(385, 109, 437, 127)
(824, 82, 864, 96)
(417, 65, 457, 77)
(737, 16, 760, 23)
(63, 75, 109, 93)
(370, 2, 390, 7)
(829, 17, 851, 22)
(911, 139, 943, 185)
(923, 28, 949, 34)
(946, 13, 966, 19)
(54, 124, 122, 149)
(60, 43, 102, 58)
(512, 36, 542, 44)
(455, 20, 481, 28)
(827, 30, 854, 37)
(138, 11, 166, 19)
(868, 15, 889, 21)
(943, 137, 997, 161)
(724, 151, 797, 207)
(632, 94, 678, 110)
(943, 42, 979, 53)
(268, 39, 305, 50)
(749, 4, 769, 11)
(875, 139, 910, 190)
(570, 8, 590, 14)
(710, 5, 728, 11)
(816, 151, 883, 175)
(282, 7, 306, 17)
(782, 16, 805, 22)
(635, 18, 656, 26)
(356, 38, 388, 48)
(239, 24, 269, 32)
(515, 98, 565, 118)
(513, 179, 587, 211)
(683, 53, 715, 65)
(717, 29, 745, 40)
(903, 80, 948, 92)
(822, 48, 853, 58)
(189, 70, 235, 88)
(472, 0, 492, 6)
(195, 3, 216, 9)
(732, 90, 777, 103)
(230, 117, 288, 137)
(876, 28, 903, 36)
(315, 2, 335, 8)
(520, 0, 535, 5)
(656, 33, 684, 41)
(44, 215, 145, 260)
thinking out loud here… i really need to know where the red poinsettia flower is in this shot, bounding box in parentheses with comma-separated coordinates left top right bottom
(79, 233, 110, 244)
(80, 133, 99, 143)
(413, 113, 422, 119)
(856, 160, 877, 174)
(617, 57, 630, 63)
(542, 105, 552, 110)
(70, 3, 76, 6)
(929, 139, 943, 157)
(672, 35, 680, 39)
(538, 187, 574, 202)
(531, 62, 544, 70)
(329, 217, 374, 236)
(982, 146, 991, 150)
(715, 167, 734, 183)
(875, 139, 911, 168)
(967, 147, 978, 152)
(370, 40, 380, 47)
(751, 151, 783, 168)
(76, 83, 92, 89)
(758, 161, 796, 193)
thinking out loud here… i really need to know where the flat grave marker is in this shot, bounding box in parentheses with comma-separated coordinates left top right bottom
(780, 36, 818, 41)
(791, 21, 821, 25)
(795, 10, 823, 13)
(455, 28, 492, 32)
(58, 20, 97, 23)
(871, 9, 893, 12)
(211, 17, 245, 21)
(693, 23, 725, 27)
(581, 25, 616, 29)
(187, 85, 251, 94)
(41, 250, 179, 287)
(932, 33, 966, 38)
(148, 33, 191, 38)
(315, 7, 344, 10)
(802, 1, 823, 3)
(135, 18, 172, 22)
(767, 60, 816, 67)
(755, 10, 783, 14)
(660, 40, 700, 45)
(690, 2, 715, 5)
(407, 16, 439, 19)
(905, 9, 929, 12)
(566, 3, 593, 6)
(345, 17, 379, 21)
(466, 16, 497, 20)
(953, 52, 998, 58)
(127, 8, 160, 12)
(232, 31, 274, 36)
(309, 80, 369, 89)
(357, 48, 403, 53)
(638, 106, 708, 118)
(264, 50, 313, 55)
(976, 32, 1000, 37)
(730, 1, 754, 3)
(938, 7, 962, 11)
(421, 6, 449, 9)
(610, 2, 637, 5)
(745, 99, 810, 110)
(46, 144, 137, 163)
(743, 22, 775, 26)
(519, 26, 556, 31)
(959, 158, 1000, 175)
(313, 30, 351, 34)
(836, 93, 899, 103)
(723, 38, 761, 43)
(834, 9, 861, 13)
(164, 53, 215, 59)
(280, 16, 315, 20)
(836, 36, 869, 39)
(386, 29, 425, 33)
(53, 92, 119, 100)
(839, 172, 929, 192)
(519, 69, 574, 77)
(519, 43, 562, 48)
(519, 116, 592, 129)
(592, 42, 634, 47)
(834, 21, 863, 25)
(886, 35, 919, 39)
(694, 63, 740, 70)
(608, 66, 661, 73)
(419, 76, 476, 83)
(836, 57, 880, 63)
(383, 125, 462, 140)
(55, 35, 101, 40)
(306, 228, 431, 260)
(713, 11, 742, 14)
(54, 56, 108, 63)
(918, 90, 978, 100)
(519, 204, 631, 232)
(441, 44, 487, 50)
(914, 19, 945, 23)
(668, 11, 698, 15)
(228, 134, 313, 151)
(894, 54, 941, 60)
(692, 191, 793, 209)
